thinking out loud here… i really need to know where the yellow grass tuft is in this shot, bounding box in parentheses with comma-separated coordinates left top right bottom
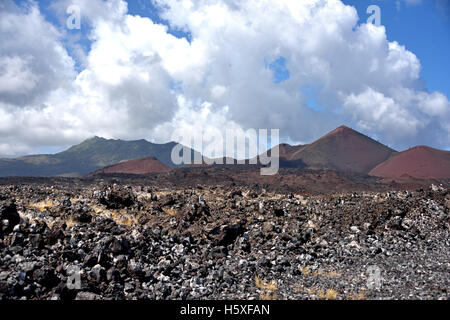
(165, 208, 178, 216)
(28, 200, 55, 212)
(346, 292, 366, 300)
(255, 274, 277, 291)
(327, 270, 341, 279)
(316, 289, 326, 299)
(260, 291, 278, 300)
(325, 289, 338, 300)
(301, 267, 311, 275)
(307, 287, 316, 295)
(65, 218, 77, 228)
(298, 286, 339, 300)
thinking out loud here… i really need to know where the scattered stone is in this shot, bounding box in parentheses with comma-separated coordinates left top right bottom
(209, 223, 245, 247)
(0, 183, 447, 300)
(0, 200, 20, 233)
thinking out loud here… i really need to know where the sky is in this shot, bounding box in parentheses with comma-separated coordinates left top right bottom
(0, 0, 449, 158)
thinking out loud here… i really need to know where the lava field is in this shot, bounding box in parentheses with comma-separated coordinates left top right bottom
(0, 182, 449, 300)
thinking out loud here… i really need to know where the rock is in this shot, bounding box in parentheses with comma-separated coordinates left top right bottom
(0, 183, 448, 300)
(208, 223, 245, 247)
(31, 221, 48, 234)
(99, 187, 135, 209)
(127, 260, 144, 279)
(299, 228, 313, 244)
(172, 244, 184, 256)
(348, 240, 360, 249)
(45, 228, 65, 245)
(10, 233, 24, 246)
(0, 200, 20, 233)
(63, 197, 72, 207)
(0, 281, 10, 295)
(236, 234, 251, 253)
(83, 254, 98, 268)
(75, 292, 102, 300)
(124, 282, 135, 293)
(109, 238, 123, 255)
(227, 190, 242, 199)
(263, 222, 274, 233)
(73, 211, 92, 223)
(32, 268, 59, 289)
(445, 198, 450, 210)
(273, 207, 284, 217)
(89, 264, 106, 283)
(257, 257, 271, 268)
(208, 246, 227, 259)
(258, 201, 265, 214)
(401, 218, 414, 230)
(106, 268, 121, 282)
(29, 234, 44, 249)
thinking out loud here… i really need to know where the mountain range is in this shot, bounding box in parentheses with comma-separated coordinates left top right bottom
(0, 126, 449, 179)
(0, 137, 198, 177)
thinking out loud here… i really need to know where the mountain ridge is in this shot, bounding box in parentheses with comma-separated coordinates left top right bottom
(0, 126, 447, 178)
(0, 137, 196, 177)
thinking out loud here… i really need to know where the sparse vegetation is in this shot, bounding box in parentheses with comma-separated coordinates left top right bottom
(0, 182, 448, 300)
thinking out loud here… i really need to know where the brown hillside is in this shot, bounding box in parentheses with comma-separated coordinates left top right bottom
(288, 126, 397, 174)
(90, 157, 171, 175)
(369, 146, 450, 179)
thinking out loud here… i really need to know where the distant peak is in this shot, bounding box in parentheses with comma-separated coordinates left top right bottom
(334, 125, 354, 132)
(87, 136, 106, 141)
(322, 125, 356, 138)
(407, 145, 445, 152)
(410, 145, 429, 150)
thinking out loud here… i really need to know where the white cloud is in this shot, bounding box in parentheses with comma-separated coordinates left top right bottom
(0, 1, 76, 107)
(0, 56, 38, 94)
(150, 0, 448, 148)
(0, 0, 449, 157)
(342, 87, 423, 140)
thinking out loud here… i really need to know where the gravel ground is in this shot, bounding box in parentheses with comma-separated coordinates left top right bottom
(0, 183, 449, 300)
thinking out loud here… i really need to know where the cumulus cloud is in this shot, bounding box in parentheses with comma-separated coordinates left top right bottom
(0, 0, 76, 107)
(0, 0, 449, 157)
(342, 87, 423, 140)
(0, 55, 38, 94)
(150, 0, 448, 148)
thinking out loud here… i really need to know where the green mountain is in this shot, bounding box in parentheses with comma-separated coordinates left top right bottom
(0, 137, 197, 177)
